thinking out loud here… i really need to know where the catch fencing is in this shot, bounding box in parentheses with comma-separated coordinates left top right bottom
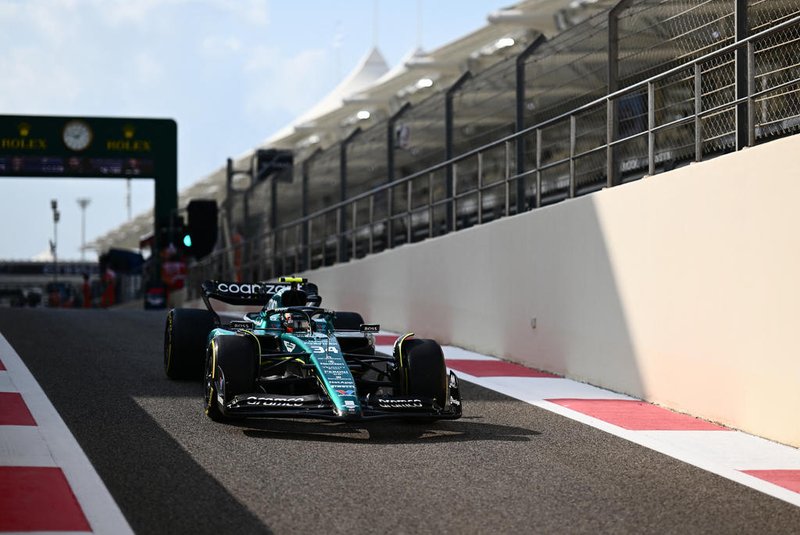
(187, 1, 800, 297)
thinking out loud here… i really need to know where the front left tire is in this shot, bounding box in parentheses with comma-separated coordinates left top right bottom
(394, 337, 449, 410)
(204, 335, 258, 421)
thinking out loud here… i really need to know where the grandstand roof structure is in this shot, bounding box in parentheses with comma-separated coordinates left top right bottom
(88, 0, 617, 253)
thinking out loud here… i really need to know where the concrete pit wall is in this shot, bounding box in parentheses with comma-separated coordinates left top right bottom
(301, 135, 800, 448)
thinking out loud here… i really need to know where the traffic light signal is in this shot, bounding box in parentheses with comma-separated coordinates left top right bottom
(186, 200, 218, 259)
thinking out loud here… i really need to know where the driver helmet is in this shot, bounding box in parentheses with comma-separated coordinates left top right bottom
(283, 312, 311, 333)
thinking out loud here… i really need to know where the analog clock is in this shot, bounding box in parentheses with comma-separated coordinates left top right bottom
(62, 120, 93, 151)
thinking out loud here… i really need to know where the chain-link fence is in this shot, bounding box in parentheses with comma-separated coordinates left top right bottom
(751, 0, 800, 142)
(186, 1, 800, 298)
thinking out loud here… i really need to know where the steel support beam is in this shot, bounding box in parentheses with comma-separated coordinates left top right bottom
(735, 0, 750, 150)
(445, 71, 472, 233)
(386, 102, 411, 249)
(300, 153, 313, 271)
(515, 34, 546, 214)
(338, 128, 361, 263)
(607, 0, 633, 187)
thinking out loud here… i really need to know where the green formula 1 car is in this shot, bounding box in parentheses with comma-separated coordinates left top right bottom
(164, 277, 462, 422)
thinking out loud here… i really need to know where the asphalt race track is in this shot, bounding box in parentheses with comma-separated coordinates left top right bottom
(1, 308, 798, 534)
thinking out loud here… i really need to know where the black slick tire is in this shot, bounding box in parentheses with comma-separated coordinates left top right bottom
(204, 335, 257, 421)
(164, 308, 216, 380)
(396, 338, 448, 409)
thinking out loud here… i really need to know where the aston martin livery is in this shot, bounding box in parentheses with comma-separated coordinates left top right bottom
(164, 277, 462, 422)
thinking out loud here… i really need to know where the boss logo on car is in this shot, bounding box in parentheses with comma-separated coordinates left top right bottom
(378, 398, 424, 408)
(244, 396, 304, 407)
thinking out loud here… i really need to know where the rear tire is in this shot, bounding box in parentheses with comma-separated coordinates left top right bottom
(204, 335, 257, 421)
(164, 308, 216, 379)
(333, 311, 364, 331)
(396, 338, 448, 409)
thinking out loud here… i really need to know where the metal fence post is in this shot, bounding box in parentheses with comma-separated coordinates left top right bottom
(606, 0, 632, 187)
(504, 141, 511, 216)
(406, 180, 412, 243)
(307, 218, 313, 269)
(351, 201, 357, 259)
(535, 128, 542, 207)
(695, 63, 703, 161)
(301, 155, 313, 272)
(387, 102, 411, 249)
(569, 115, 577, 197)
(339, 128, 361, 263)
(477, 152, 484, 223)
(445, 72, 472, 234)
(735, 0, 749, 150)
(335, 210, 341, 263)
(369, 195, 374, 254)
(428, 172, 434, 237)
(747, 41, 756, 147)
(648, 81, 655, 176)
(294, 224, 301, 273)
(451, 162, 458, 230)
(268, 173, 277, 238)
(606, 98, 617, 187)
(516, 35, 546, 214)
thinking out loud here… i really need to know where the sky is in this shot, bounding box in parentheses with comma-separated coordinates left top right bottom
(0, 0, 509, 261)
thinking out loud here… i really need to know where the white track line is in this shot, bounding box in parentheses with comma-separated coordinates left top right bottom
(0, 333, 134, 534)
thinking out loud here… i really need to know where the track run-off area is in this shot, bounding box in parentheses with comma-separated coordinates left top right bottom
(1, 308, 799, 534)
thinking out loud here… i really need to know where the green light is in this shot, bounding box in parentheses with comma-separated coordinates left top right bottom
(183, 234, 192, 247)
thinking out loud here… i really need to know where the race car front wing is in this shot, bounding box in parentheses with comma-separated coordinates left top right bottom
(221, 371, 462, 421)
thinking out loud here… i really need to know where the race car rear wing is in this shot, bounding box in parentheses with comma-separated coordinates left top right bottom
(200, 278, 320, 318)
(201, 280, 289, 307)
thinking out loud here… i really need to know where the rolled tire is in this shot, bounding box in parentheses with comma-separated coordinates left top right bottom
(396, 338, 448, 409)
(218, 335, 258, 398)
(205, 335, 258, 421)
(164, 308, 216, 380)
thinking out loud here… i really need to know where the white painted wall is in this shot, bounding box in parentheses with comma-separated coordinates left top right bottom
(302, 135, 800, 448)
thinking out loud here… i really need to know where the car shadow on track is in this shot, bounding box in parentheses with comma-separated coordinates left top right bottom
(224, 380, 540, 444)
(235, 417, 539, 444)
